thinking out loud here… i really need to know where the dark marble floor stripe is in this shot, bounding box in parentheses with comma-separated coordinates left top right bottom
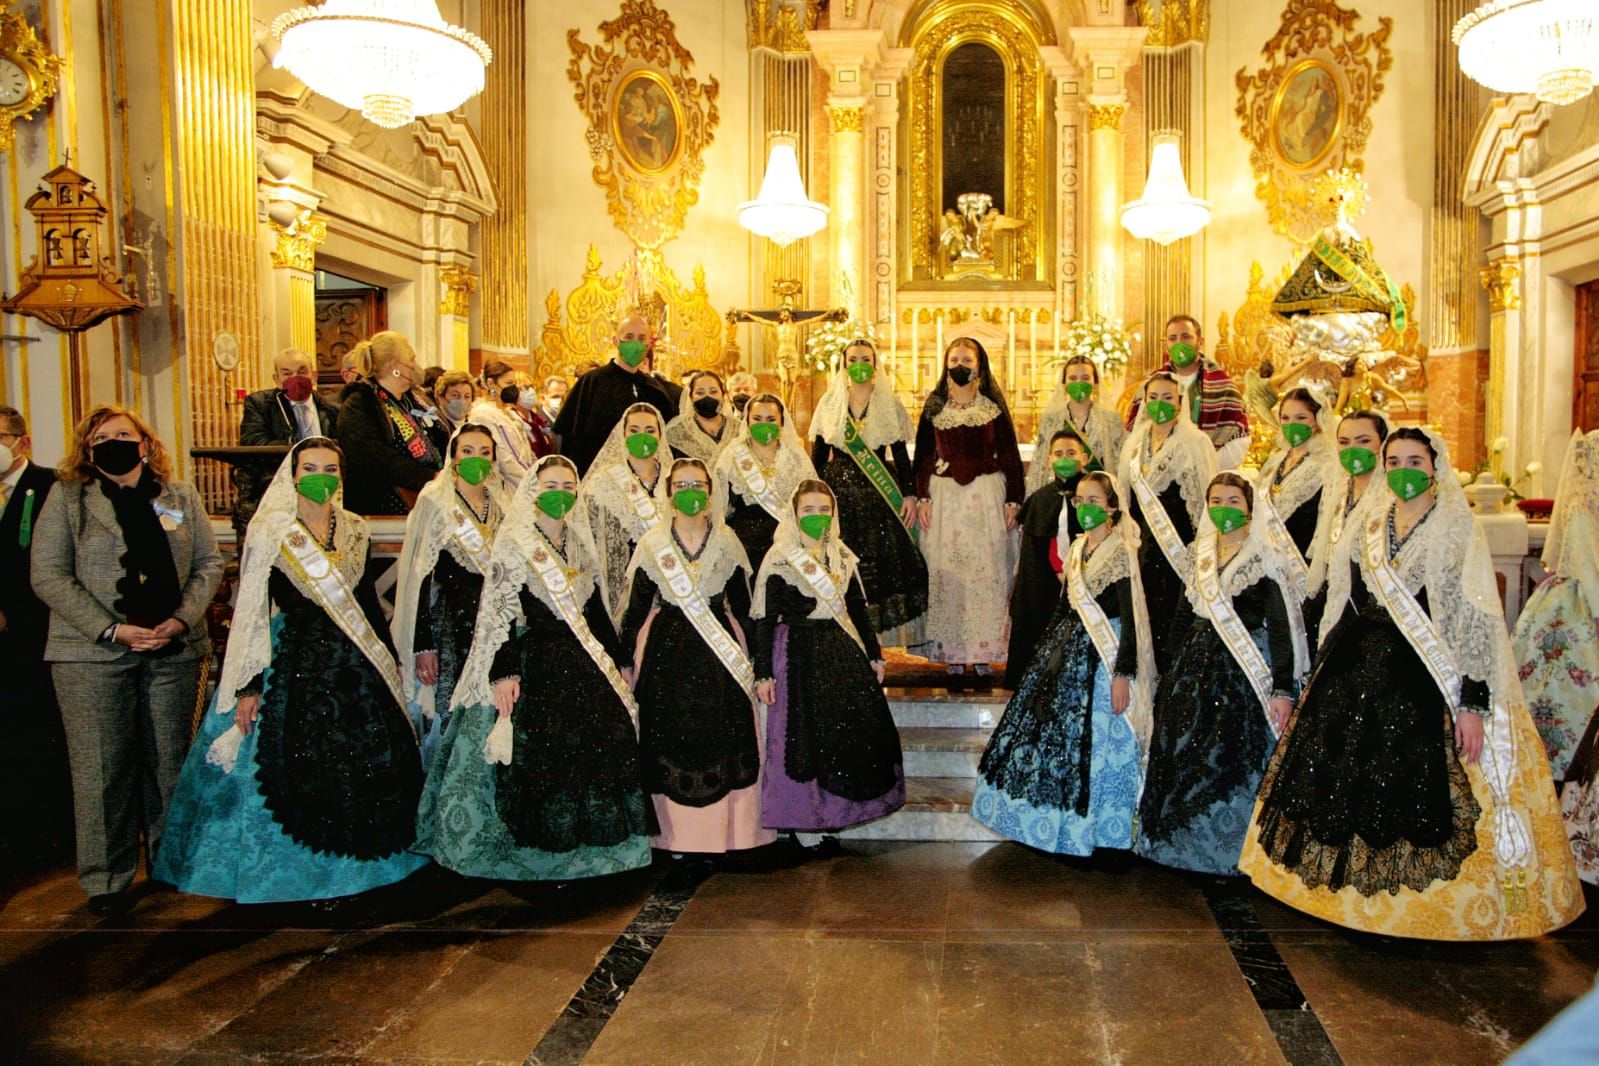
(525, 862, 712, 1066)
(1201, 881, 1344, 1066)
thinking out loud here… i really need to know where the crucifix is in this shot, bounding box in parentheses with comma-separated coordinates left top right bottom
(726, 280, 847, 409)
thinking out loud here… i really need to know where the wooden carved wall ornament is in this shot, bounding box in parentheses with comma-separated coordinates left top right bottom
(1235, 0, 1392, 242)
(568, 0, 720, 250)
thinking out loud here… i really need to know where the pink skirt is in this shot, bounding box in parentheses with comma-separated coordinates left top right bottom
(651, 786, 776, 854)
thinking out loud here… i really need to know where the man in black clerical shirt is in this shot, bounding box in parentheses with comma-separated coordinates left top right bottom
(552, 313, 676, 474)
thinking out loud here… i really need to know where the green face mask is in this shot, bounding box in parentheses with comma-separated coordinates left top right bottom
(1339, 446, 1376, 476)
(617, 339, 648, 367)
(1052, 456, 1081, 480)
(1145, 399, 1177, 425)
(1075, 502, 1109, 531)
(798, 513, 832, 540)
(625, 432, 659, 459)
(749, 421, 781, 446)
(1387, 467, 1433, 501)
(1169, 342, 1198, 369)
(296, 473, 339, 505)
(1282, 422, 1314, 449)
(456, 456, 492, 485)
(1209, 505, 1249, 533)
(673, 487, 709, 516)
(1065, 380, 1093, 404)
(535, 489, 576, 519)
(846, 361, 875, 384)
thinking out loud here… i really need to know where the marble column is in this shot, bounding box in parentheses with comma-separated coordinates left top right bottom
(268, 213, 327, 357)
(1479, 258, 1522, 456)
(439, 267, 477, 373)
(827, 102, 867, 321)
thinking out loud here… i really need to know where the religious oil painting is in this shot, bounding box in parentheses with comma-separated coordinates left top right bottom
(1271, 59, 1342, 170)
(613, 69, 683, 174)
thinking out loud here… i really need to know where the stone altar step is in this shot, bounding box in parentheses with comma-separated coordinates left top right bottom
(884, 688, 1008, 729)
(898, 726, 989, 777)
(836, 777, 1002, 843)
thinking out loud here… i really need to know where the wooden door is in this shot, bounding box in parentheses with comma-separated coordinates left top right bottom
(1577, 278, 1599, 433)
(314, 288, 388, 390)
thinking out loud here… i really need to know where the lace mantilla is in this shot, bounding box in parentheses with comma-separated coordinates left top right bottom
(1078, 531, 1131, 599)
(929, 393, 1001, 431)
(625, 522, 750, 606)
(1258, 437, 1337, 519)
(810, 369, 915, 451)
(1118, 418, 1215, 530)
(714, 438, 813, 511)
(1029, 397, 1126, 491)
(1544, 428, 1599, 604)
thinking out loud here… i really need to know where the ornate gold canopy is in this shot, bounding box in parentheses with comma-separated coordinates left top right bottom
(1234, 0, 1393, 241)
(567, 0, 721, 250)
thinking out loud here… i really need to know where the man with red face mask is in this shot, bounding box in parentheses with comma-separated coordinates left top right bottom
(234, 347, 341, 532)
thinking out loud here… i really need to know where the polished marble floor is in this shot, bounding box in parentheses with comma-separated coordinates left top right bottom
(1, 843, 1595, 1064)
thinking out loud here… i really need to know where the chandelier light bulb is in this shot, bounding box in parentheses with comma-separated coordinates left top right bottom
(1454, 0, 1597, 106)
(739, 134, 829, 247)
(1121, 132, 1211, 246)
(271, 0, 492, 129)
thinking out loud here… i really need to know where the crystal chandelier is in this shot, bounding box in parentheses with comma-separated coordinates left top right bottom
(271, 1, 492, 129)
(739, 134, 828, 247)
(1454, 0, 1598, 106)
(1121, 131, 1211, 246)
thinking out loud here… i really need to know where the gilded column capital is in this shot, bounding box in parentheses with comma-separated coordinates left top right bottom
(828, 104, 866, 134)
(1087, 103, 1126, 132)
(269, 213, 327, 272)
(1480, 260, 1521, 313)
(440, 266, 478, 317)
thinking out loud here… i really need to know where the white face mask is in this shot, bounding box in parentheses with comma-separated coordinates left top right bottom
(0, 443, 13, 471)
(546, 396, 563, 414)
(517, 387, 539, 410)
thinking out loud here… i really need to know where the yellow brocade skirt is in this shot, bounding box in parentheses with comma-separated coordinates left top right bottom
(1240, 703, 1585, 941)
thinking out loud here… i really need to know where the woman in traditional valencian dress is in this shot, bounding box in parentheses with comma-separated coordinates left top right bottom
(1136, 473, 1308, 875)
(621, 457, 775, 858)
(1302, 409, 1388, 641)
(155, 438, 426, 902)
(1118, 372, 1217, 671)
(752, 479, 905, 842)
(809, 339, 927, 636)
(1241, 428, 1585, 940)
(583, 402, 670, 621)
(1003, 430, 1090, 690)
(971, 471, 1155, 855)
(1512, 429, 1599, 779)
(713, 392, 815, 571)
(1565, 711, 1599, 885)
(469, 360, 538, 490)
(415, 454, 651, 881)
(1027, 354, 1126, 491)
(393, 424, 508, 762)
(666, 370, 742, 467)
(913, 337, 1025, 675)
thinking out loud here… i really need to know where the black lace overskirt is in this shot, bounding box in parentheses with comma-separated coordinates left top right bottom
(727, 496, 779, 576)
(781, 620, 902, 800)
(423, 552, 482, 729)
(820, 455, 928, 631)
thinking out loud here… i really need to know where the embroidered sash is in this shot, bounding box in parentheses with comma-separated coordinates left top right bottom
(843, 415, 903, 513)
(730, 441, 787, 521)
(448, 504, 494, 575)
(1193, 537, 1279, 733)
(526, 539, 640, 725)
(1357, 509, 1530, 872)
(1066, 536, 1150, 751)
(278, 526, 411, 731)
(783, 546, 865, 654)
(1063, 408, 1102, 470)
(1256, 493, 1310, 597)
(650, 535, 758, 701)
(1127, 443, 1189, 576)
(610, 464, 662, 533)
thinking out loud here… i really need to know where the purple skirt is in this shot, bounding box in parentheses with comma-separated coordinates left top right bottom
(761, 625, 906, 831)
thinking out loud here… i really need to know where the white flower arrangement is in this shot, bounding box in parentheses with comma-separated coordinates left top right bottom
(804, 318, 879, 375)
(1058, 312, 1135, 378)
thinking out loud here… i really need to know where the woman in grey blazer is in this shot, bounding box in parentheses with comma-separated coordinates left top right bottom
(31, 404, 223, 916)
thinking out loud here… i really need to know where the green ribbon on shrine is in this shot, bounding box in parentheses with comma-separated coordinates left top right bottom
(1310, 233, 1406, 336)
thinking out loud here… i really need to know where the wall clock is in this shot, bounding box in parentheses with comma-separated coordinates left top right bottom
(0, 1, 62, 155)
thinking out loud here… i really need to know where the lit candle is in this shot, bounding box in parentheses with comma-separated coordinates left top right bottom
(1052, 309, 1061, 383)
(1007, 311, 1017, 391)
(911, 310, 920, 392)
(935, 313, 944, 384)
(1028, 309, 1038, 400)
(889, 307, 898, 388)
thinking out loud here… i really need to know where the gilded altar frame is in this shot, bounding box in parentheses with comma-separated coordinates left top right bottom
(904, 0, 1051, 282)
(1235, 0, 1392, 242)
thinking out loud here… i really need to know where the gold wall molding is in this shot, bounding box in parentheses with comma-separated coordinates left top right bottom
(1136, 0, 1209, 48)
(1430, 0, 1483, 353)
(907, 2, 1046, 277)
(828, 104, 865, 133)
(1480, 260, 1521, 313)
(269, 212, 327, 272)
(533, 245, 723, 386)
(0, 0, 63, 154)
(440, 266, 477, 317)
(567, 0, 720, 250)
(746, 0, 820, 53)
(1087, 103, 1125, 131)
(480, 0, 529, 352)
(1234, 0, 1393, 241)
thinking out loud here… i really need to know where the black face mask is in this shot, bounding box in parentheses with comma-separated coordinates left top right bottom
(731, 394, 751, 412)
(499, 385, 520, 405)
(693, 396, 721, 418)
(92, 438, 143, 476)
(947, 365, 975, 386)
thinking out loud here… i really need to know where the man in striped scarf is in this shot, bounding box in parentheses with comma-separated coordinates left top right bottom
(1127, 314, 1250, 470)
